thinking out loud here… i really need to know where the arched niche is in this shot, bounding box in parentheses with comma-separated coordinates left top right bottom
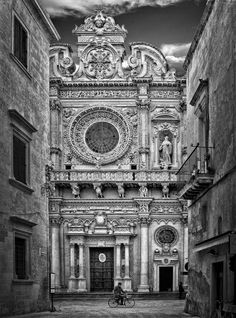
(152, 121, 179, 169)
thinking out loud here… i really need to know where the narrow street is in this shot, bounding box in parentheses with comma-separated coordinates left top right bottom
(5, 300, 198, 318)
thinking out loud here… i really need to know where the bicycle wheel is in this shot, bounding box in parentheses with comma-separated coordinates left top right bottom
(210, 310, 221, 318)
(108, 298, 118, 308)
(125, 297, 135, 308)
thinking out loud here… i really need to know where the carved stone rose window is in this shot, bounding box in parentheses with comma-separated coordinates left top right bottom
(85, 122, 119, 153)
(68, 106, 132, 165)
(154, 226, 178, 246)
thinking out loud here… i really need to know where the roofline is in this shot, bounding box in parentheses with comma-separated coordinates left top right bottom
(31, 0, 60, 41)
(183, 0, 215, 70)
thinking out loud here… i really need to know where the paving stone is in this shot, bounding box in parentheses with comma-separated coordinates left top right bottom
(4, 299, 188, 318)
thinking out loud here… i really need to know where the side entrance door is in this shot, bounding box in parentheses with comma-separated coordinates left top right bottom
(159, 266, 173, 291)
(90, 247, 114, 292)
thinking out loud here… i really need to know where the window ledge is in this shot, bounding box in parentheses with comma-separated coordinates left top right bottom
(9, 178, 34, 194)
(9, 53, 32, 80)
(12, 279, 34, 285)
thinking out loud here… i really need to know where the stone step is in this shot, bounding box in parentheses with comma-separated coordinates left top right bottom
(53, 291, 185, 300)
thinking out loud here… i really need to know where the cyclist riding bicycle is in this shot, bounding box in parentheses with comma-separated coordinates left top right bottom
(114, 282, 125, 305)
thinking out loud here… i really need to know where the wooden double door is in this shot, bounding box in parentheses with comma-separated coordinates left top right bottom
(90, 247, 114, 292)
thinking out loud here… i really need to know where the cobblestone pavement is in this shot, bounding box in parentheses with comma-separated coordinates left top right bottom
(5, 299, 197, 318)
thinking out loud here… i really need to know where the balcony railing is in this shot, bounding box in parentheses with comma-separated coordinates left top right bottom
(49, 169, 178, 183)
(176, 143, 214, 199)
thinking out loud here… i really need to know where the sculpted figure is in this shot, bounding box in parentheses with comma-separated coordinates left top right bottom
(159, 136, 172, 167)
(94, 184, 103, 198)
(117, 184, 125, 198)
(71, 183, 80, 198)
(162, 183, 169, 199)
(139, 185, 148, 197)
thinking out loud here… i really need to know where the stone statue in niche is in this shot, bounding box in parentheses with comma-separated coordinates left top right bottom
(159, 136, 172, 168)
(94, 184, 103, 198)
(71, 183, 80, 198)
(139, 185, 148, 197)
(161, 183, 169, 199)
(117, 184, 125, 198)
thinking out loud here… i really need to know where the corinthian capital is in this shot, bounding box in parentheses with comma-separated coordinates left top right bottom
(50, 99, 62, 112)
(136, 98, 151, 110)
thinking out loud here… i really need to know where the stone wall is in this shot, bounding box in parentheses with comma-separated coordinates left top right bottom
(184, 0, 236, 316)
(0, 0, 58, 315)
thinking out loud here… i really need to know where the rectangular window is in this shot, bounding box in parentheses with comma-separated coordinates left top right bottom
(11, 216, 37, 282)
(15, 237, 26, 279)
(13, 134, 27, 184)
(13, 15, 28, 68)
(9, 110, 37, 193)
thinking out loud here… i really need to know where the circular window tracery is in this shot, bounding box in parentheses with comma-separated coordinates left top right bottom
(68, 106, 132, 165)
(85, 122, 119, 154)
(154, 226, 178, 246)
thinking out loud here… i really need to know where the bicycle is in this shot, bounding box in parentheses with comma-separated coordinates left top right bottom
(108, 292, 135, 308)
(211, 300, 224, 318)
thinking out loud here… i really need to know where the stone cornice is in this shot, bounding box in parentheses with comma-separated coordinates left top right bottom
(59, 81, 136, 88)
(50, 43, 73, 51)
(150, 82, 181, 88)
(183, 0, 216, 70)
(132, 77, 153, 84)
(50, 78, 63, 86)
(49, 78, 184, 88)
(190, 79, 208, 106)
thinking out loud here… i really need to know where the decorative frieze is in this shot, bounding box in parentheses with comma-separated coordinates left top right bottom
(150, 90, 180, 99)
(59, 90, 137, 99)
(150, 204, 182, 214)
(50, 169, 178, 183)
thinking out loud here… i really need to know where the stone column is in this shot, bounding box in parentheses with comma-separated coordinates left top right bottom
(78, 243, 87, 292)
(124, 244, 130, 278)
(123, 243, 132, 291)
(68, 242, 76, 291)
(69, 243, 75, 278)
(134, 198, 153, 293)
(139, 217, 150, 292)
(51, 219, 61, 288)
(115, 243, 121, 280)
(59, 222, 65, 287)
(136, 82, 151, 170)
(172, 134, 178, 167)
(50, 98, 62, 169)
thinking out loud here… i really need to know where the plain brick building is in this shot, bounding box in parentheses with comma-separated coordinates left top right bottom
(0, 0, 59, 316)
(177, 0, 236, 317)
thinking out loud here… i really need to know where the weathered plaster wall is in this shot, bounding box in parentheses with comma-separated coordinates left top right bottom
(185, 1, 236, 317)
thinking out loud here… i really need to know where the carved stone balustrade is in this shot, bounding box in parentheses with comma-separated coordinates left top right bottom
(49, 169, 178, 184)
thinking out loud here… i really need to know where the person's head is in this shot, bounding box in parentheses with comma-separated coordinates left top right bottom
(118, 282, 122, 286)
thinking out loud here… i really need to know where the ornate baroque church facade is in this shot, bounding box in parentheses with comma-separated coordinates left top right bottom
(48, 11, 188, 293)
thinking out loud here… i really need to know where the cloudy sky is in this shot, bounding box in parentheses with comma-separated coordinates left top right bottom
(38, 0, 207, 74)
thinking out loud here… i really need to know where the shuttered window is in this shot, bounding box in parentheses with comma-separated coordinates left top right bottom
(13, 134, 27, 184)
(14, 16, 28, 68)
(15, 237, 26, 279)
